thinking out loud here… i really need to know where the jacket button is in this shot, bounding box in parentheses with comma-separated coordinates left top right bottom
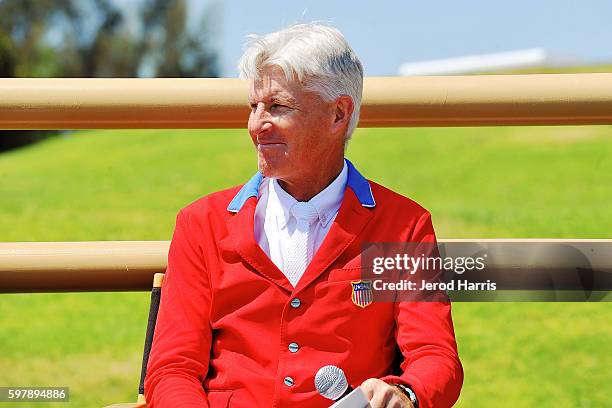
(290, 298, 301, 308)
(288, 342, 299, 353)
(284, 376, 295, 387)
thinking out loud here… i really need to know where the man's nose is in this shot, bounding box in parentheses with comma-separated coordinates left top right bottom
(252, 104, 269, 120)
(251, 105, 272, 134)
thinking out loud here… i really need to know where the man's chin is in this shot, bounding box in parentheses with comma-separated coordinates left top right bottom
(257, 161, 283, 179)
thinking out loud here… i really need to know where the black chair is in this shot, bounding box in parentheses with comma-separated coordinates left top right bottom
(105, 273, 164, 408)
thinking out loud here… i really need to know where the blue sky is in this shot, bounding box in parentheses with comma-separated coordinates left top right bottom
(193, 0, 612, 77)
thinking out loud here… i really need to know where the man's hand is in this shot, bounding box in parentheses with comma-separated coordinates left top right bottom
(359, 378, 414, 408)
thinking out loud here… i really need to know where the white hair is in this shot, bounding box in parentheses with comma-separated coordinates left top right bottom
(238, 23, 363, 144)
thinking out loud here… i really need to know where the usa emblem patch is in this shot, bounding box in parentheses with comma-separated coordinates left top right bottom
(351, 280, 373, 308)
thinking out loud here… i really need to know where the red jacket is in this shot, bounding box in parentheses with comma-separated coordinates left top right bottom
(145, 160, 463, 407)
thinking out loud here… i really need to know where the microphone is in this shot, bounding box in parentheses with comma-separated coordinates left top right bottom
(315, 365, 369, 408)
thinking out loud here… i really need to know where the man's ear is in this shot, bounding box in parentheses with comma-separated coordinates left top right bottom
(332, 95, 354, 133)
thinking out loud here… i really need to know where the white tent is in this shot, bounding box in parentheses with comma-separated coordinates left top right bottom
(397, 48, 580, 76)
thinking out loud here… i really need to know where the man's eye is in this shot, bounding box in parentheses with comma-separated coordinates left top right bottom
(271, 104, 288, 110)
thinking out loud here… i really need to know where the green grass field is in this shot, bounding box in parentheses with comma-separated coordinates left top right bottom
(0, 127, 610, 407)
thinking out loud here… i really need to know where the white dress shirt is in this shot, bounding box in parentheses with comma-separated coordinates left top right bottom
(254, 160, 348, 286)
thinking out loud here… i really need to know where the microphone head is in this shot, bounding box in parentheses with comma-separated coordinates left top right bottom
(314, 365, 349, 401)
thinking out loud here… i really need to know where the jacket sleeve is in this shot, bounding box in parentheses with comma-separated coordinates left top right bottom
(381, 211, 464, 408)
(144, 209, 212, 407)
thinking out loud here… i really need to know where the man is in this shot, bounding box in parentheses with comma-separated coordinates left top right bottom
(145, 23, 463, 407)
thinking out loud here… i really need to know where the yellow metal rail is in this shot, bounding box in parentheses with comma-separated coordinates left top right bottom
(0, 241, 169, 292)
(1, 240, 610, 293)
(1, 74, 612, 129)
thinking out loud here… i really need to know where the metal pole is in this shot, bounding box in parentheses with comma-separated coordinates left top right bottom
(1, 75, 612, 129)
(1, 240, 610, 293)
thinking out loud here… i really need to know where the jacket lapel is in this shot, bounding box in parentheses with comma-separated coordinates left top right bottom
(293, 188, 375, 294)
(222, 197, 294, 293)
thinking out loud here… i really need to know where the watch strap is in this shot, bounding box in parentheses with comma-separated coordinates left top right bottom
(393, 383, 419, 408)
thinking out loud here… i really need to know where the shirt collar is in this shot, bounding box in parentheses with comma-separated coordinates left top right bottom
(269, 160, 348, 228)
(308, 160, 348, 227)
(227, 158, 375, 213)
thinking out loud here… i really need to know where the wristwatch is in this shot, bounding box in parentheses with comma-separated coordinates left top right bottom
(393, 383, 419, 408)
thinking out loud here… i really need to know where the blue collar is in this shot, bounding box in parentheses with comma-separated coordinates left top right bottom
(227, 159, 375, 213)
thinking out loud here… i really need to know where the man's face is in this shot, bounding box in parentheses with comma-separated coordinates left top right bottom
(248, 66, 343, 182)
